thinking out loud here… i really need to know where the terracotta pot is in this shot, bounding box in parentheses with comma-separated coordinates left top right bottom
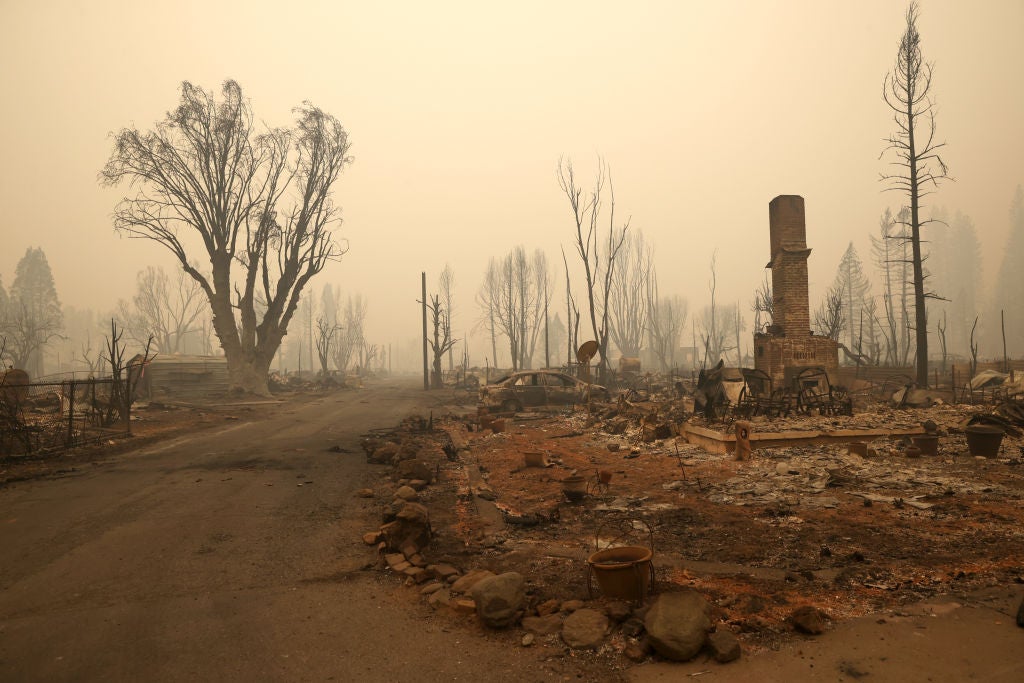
(524, 451, 546, 467)
(911, 434, 939, 456)
(562, 475, 587, 501)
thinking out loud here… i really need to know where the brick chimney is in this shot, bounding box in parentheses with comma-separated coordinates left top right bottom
(768, 195, 811, 337)
(755, 195, 839, 387)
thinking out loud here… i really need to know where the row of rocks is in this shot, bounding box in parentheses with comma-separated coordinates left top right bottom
(408, 564, 748, 665)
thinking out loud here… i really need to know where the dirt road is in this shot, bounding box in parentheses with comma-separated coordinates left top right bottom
(0, 379, 566, 682)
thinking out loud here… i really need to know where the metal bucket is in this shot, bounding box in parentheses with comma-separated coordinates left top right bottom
(587, 546, 653, 602)
(965, 425, 1004, 458)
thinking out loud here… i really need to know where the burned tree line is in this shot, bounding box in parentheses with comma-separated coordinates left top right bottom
(6, 9, 1021, 392)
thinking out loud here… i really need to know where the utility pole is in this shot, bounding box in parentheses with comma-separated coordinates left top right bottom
(422, 272, 429, 390)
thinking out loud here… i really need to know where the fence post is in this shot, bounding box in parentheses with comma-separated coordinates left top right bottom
(67, 380, 76, 447)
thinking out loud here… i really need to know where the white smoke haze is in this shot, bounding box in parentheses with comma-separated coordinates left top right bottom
(1, 0, 1022, 374)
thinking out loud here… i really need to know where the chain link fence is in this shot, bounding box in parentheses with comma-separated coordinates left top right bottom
(1, 377, 131, 456)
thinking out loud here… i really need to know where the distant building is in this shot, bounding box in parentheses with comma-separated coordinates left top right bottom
(131, 355, 228, 401)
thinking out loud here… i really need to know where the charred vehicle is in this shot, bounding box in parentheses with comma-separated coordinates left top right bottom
(479, 370, 609, 413)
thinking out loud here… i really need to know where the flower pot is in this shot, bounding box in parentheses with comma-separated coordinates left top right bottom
(587, 546, 654, 602)
(562, 475, 587, 502)
(911, 434, 939, 456)
(965, 425, 1004, 458)
(524, 451, 546, 468)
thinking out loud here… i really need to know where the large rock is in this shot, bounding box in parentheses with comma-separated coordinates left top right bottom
(450, 569, 495, 594)
(522, 614, 563, 636)
(788, 605, 827, 635)
(394, 485, 418, 501)
(561, 608, 609, 650)
(707, 630, 741, 663)
(397, 458, 434, 483)
(368, 441, 399, 464)
(427, 588, 451, 609)
(471, 572, 526, 628)
(644, 591, 712, 661)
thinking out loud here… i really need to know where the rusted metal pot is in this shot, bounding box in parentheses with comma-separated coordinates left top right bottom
(965, 425, 1004, 458)
(587, 546, 653, 602)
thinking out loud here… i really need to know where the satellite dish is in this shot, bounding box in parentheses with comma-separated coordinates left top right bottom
(576, 341, 599, 364)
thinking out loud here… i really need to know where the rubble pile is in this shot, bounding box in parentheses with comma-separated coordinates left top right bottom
(353, 385, 1024, 668)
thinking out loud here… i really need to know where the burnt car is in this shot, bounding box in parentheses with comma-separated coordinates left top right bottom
(479, 370, 609, 412)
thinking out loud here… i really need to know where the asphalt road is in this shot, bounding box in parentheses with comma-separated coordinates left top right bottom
(0, 379, 563, 683)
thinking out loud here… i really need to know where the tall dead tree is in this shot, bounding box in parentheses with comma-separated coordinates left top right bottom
(117, 266, 207, 355)
(425, 295, 457, 389)
(557, 158, 629, 383)
(314, 316, 338, 376)
(647, 267, 688, 372)
(751, 275, 773, 334)
(814, 285, 845, 342)
(475, 259, 501, 369)
(608, 230, 653, 359)
(560, 248, 580, 369)
(438, 265, 456, 373)
(870, 208, 900, 365)
(880, 2, 950, 386)
(101, 80, 353, 394)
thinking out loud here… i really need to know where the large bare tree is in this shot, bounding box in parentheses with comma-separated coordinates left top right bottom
(814, 285, 845, 342)
(608, 230, 652, 359)
(424, 294, 457, 388)
(332, 294, 367, 374)
(475, 260, 502, 368)
(100, 80, 352, 394)
(485, 246, 544, 372)
(557, 158, 629, 382)
(117, 266, 207, 355)
(646, 267, 688, 373)
(438, 264, 456, 372)
(880, 2, 950, 386)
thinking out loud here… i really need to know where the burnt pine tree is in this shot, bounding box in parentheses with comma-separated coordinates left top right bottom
(6, 247, 63, 375)
(101, 80, 352, 394)
(831, 243, 871, 354)
(880, 2, 950, 387)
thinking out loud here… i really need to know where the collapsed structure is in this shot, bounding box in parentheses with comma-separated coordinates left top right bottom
(754, 195, 839, 388)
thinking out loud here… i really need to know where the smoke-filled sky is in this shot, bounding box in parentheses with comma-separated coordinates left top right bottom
(1, 0, 1022, 363)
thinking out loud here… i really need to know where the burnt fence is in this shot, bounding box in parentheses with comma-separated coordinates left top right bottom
(0, 377, 132, 456)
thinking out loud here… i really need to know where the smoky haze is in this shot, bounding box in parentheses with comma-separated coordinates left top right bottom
(1, 0, 1022, 373)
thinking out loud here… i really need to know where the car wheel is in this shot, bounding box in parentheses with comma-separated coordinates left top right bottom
(502, 399, 520, 413)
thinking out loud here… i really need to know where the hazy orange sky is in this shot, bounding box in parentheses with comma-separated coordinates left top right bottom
(1, 0, 1022, 362)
